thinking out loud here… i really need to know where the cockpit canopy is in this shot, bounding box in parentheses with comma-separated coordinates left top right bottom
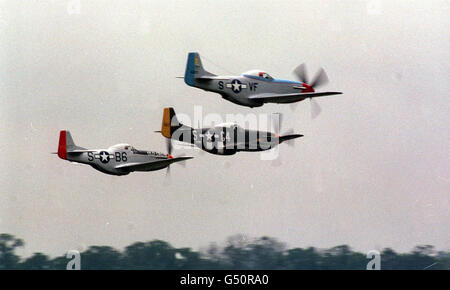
(214, 122, 240, 129)
(109, 143, 134, 150)
(242, 70, 273, 80)
(109, 143, 151, 155)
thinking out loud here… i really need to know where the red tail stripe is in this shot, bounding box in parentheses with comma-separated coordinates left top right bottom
(58, 131, 67, 160)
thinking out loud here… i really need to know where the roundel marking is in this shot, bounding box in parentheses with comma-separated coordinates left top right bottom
(99, 151, 111, 163)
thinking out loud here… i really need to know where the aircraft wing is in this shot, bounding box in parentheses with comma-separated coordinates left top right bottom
(249, 91, 342, 104)
(114, 157, 193, 171)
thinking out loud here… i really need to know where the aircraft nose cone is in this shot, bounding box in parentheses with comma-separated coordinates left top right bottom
(167, 154, 174, 159)
(303, 83, 315, 92)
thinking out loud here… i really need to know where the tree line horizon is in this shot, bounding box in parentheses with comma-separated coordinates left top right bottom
(0, 233, 448, 270)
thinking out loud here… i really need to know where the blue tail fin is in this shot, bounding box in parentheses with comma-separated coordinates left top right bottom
(184, 52, 214, 86)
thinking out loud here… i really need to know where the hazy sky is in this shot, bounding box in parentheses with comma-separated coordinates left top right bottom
(0, 0, 448, 257)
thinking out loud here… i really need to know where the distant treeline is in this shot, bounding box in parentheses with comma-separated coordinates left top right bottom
(0, 233, 448, 270)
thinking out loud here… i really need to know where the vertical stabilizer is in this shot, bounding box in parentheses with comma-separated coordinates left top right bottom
(57, 130, 80, 160)
(160, 107, 183, 138)
(184, 52, 215, 86)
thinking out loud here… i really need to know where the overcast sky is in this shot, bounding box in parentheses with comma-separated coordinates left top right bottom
(0, 0, 448, 257)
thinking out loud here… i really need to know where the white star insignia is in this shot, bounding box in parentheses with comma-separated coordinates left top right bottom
(100, 152, 109, 161)
(205, 131, 213, 141)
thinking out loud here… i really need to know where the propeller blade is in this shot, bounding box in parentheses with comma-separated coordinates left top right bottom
(283, 128, 294, 135)
(271, 113, 283, 135)
(172, 141, 196, 149)
(271, 155, 282, 167)
(283, 128, 294, 136)
(310, 98, 322, 119)
(289, 103, 298, 111)
(165, 139, 173, 183)
(163, 165, 171, 185)
(293, 63, 308, 83)
(223, 161, 232, 169)
(281, 128, 296, 147)
(176, 153, 188, 168)
(284, 139, 296, 147)
(310, 67, 329, 89)
(166, 165, 171, 178)
(166, 138, 172, 155)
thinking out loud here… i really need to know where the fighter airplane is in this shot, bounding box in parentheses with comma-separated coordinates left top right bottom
(157, 107, 303, 155)
(182, 52, 342, 110)
(53, 130, 192, 176)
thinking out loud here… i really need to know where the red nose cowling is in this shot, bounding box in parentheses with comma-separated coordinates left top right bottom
(302, 83, 315, 93)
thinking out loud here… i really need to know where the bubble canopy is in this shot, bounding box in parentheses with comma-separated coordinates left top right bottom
(214, 122, 239, 129)
(242, 70, 273, 80)
(109, 143, 133, 150)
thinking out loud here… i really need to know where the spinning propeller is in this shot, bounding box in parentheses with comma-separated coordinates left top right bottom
(165, 138, 173, 178)
(271, 113, 296, 167)
(292, 63, 329, 118)
(165, 138, 189, 181)
(272, 113, 296, 147)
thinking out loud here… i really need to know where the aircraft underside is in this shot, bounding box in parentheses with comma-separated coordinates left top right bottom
(220, 93, 263, 108)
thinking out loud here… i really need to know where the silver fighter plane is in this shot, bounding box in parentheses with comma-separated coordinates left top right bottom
(182, 52, 342, 108)
(54, 130, 192, 176)
(157, 107, 303, 156)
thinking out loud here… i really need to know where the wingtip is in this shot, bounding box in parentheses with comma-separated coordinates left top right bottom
(279, 134, 304, 143)
(321, 91, 342, 95)
(178, 156, 194, 161)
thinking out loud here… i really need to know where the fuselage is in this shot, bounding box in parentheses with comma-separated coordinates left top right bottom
(172, 124, 282, 155)
(65, 144, 169, 175)
(190, 74, 309, 108)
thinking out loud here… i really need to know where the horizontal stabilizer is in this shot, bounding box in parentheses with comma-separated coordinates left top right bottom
(196, 76, 229, 81)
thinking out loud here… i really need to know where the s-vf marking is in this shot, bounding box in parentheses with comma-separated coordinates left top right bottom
(182, 52, 342, 109)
